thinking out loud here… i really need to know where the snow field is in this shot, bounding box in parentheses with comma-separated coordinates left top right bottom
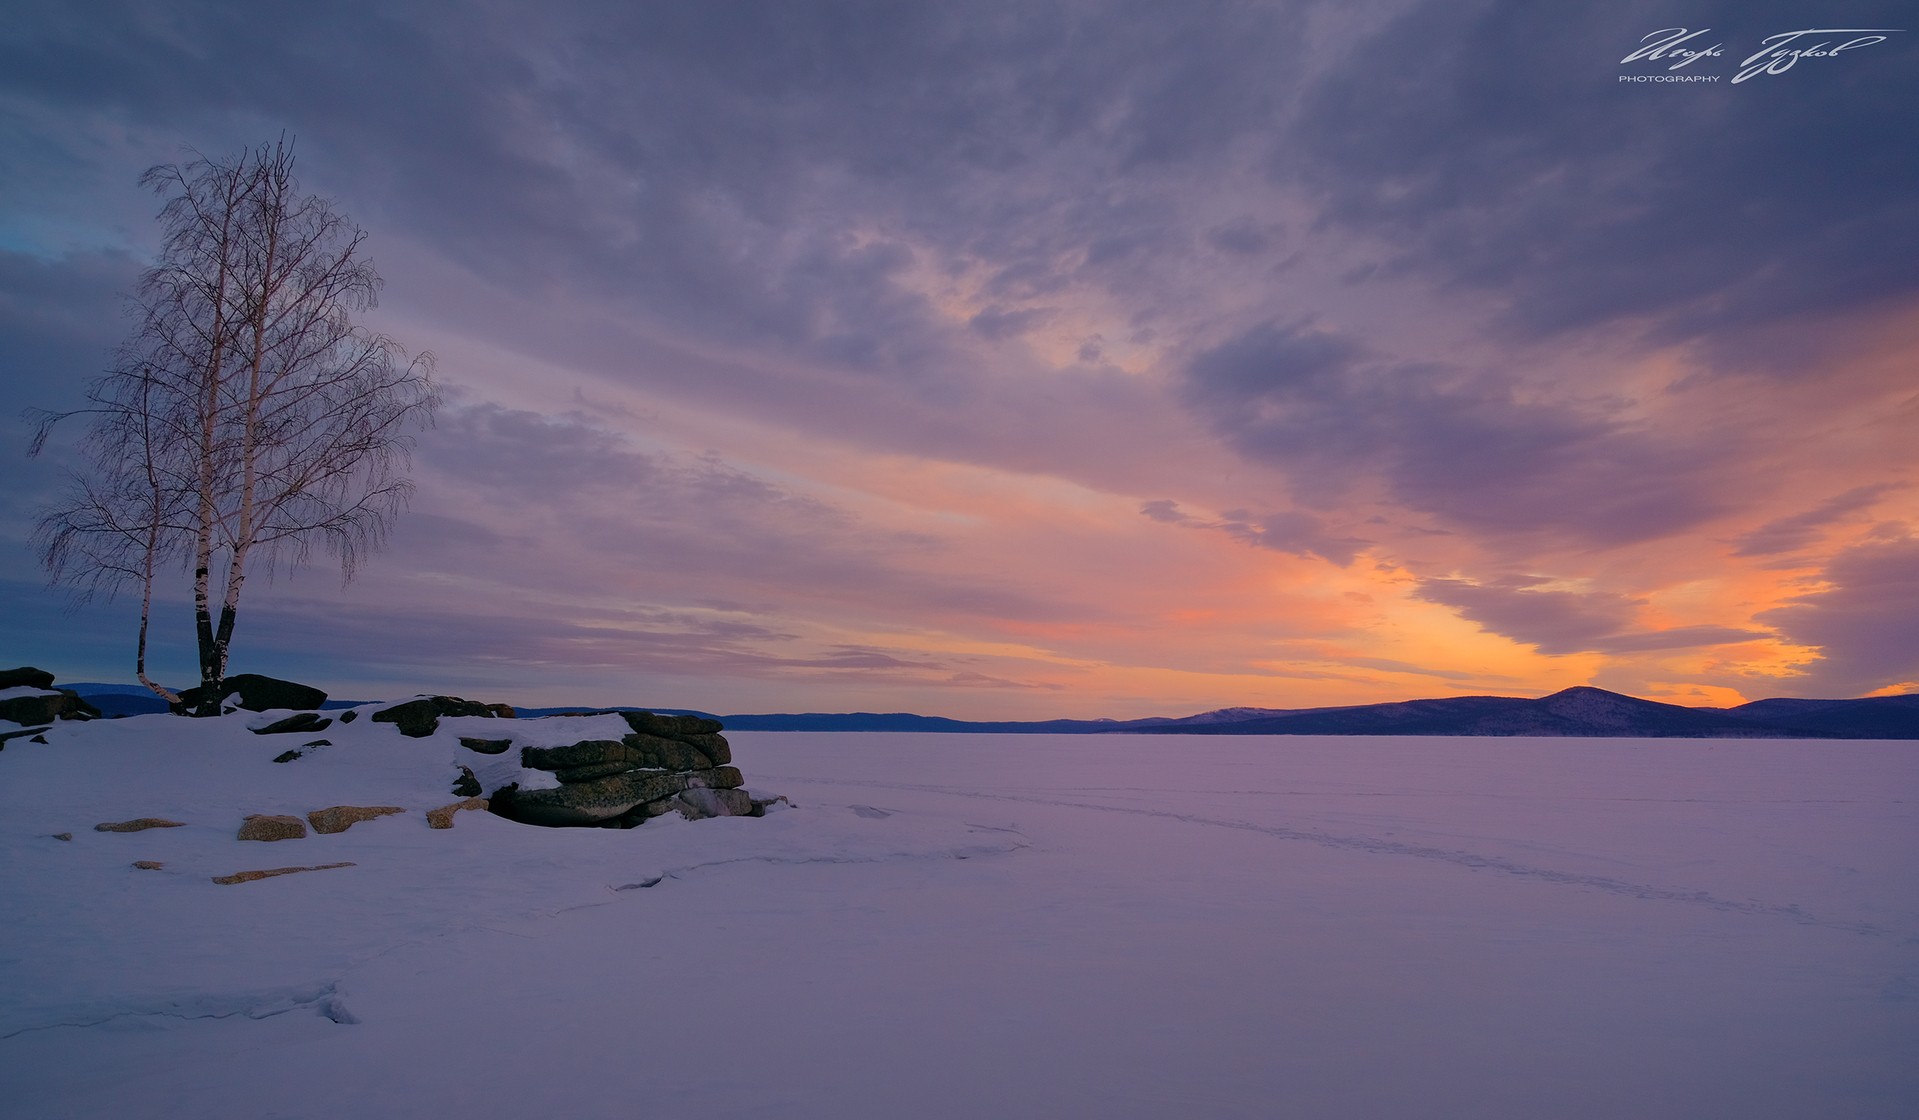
(2, 720, 1914, 1118)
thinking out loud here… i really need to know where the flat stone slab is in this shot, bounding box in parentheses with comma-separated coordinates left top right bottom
(307, 805, 406, 835)
(213, 862, 355, 885)
(95, 818, 187, 833)
(426, 797, 489, 829)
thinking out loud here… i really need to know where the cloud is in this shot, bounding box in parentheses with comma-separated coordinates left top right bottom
(1415, 575, 1766, 655)
(1139, 499, 1368, 565)
(1731, 483, 1905, 557)
(1759, 535, 1919, 696)
(400, 400, 1104, 635)
(1214, 509, 1369, 567)
(1286, 0, 1919, 356)
(1180, 321, 1728, 548)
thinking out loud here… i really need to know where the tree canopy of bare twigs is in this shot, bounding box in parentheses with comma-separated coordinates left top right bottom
(30, 138, 439, 713)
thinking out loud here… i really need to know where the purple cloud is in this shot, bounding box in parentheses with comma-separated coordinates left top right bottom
(1760, 535, 1919, 695)
(1416, 576, 1767, 656)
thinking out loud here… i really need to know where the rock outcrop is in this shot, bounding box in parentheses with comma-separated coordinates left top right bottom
(0, 666, 102, 726)
(0, 667, 56, 691)
(176, 673, 328, 715)
(95, 817, 187, 833)
(488, 711, 774, 828)
(372, 695, 509, 738)
(251, 712, 333, 735)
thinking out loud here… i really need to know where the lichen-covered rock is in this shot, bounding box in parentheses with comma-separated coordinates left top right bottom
(95, 818, 186, 833)
(517, 739, 634, 772)
(490, 766, 745, 827)
(672, 787, 756, 820)
(628, 798, 681, 822)
(306, 805, 406, 835)
(426, 797, 488, 829)
(520, 731, 723, 776)
(237, 814, 308, 841)
(620, 710, 724, 738)
(250, 711, 332, 735)
(553, 759, 647, 783)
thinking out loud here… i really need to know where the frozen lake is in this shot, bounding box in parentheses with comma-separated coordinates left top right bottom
(3, 728, 1915, 1118)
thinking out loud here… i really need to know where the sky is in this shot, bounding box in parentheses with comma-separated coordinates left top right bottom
(3, 0, 1916, 718)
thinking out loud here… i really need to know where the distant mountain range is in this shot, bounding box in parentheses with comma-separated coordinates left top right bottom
(60, 683, 1919, 739)
(717, 687, 1919, 739)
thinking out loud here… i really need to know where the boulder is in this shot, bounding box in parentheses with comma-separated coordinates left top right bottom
(250, 712, 332, 735)
(176, 674, 327, 715)
(132, 860, 165, 871)
(426, 797, 489, 829)
(0, 689, 98, 726)
(307, 805, 406, 835)
(371, 695, 501, 738)
(0, 667, 56, 690)
(213, 862, 354, 885)
(94, 818, 186, 833)
(237, 814, 308, 841)
(459, 736, 513, 755)
(451, 765, 482, 797)
(672, 787, 756, 820)
(490, 765, 744, 827)
(226, 674, 328, 712)
(370, 698, 440, 737)
(272, 749, 305, 764)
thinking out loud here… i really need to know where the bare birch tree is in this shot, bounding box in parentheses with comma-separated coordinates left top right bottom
(31, 138, 438, 714)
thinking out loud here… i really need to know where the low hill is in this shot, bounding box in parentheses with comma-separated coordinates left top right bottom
(59, 684, 1919, 739)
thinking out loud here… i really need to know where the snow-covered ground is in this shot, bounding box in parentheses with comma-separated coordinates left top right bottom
(2, 714, 1914, 1118)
